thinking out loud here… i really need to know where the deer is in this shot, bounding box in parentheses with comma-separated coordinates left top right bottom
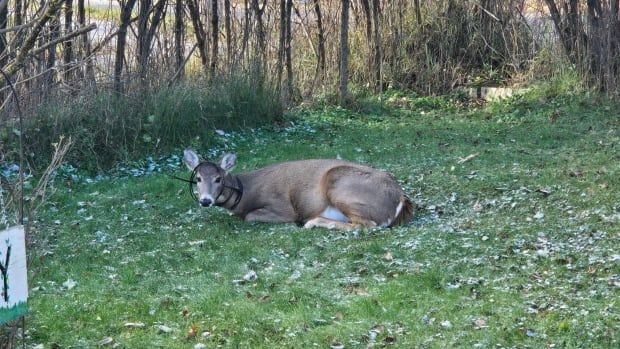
(183, 149, 414, 230)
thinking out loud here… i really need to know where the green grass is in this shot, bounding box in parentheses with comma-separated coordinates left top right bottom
(27, 87, 619, 348)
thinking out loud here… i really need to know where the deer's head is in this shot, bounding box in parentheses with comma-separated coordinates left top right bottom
(183, 149, 237, 207)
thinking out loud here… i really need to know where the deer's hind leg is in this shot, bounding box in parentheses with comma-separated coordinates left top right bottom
(323, 166, 398, 228)
(303, 217, 355, 230)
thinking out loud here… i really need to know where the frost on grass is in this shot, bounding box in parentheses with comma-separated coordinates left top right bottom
(30, 99, 620, 348)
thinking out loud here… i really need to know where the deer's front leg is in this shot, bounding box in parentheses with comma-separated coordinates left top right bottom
(244, 208, 294, 223)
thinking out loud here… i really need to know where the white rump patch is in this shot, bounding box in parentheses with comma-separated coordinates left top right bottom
(382, 200, 404, 227)
(394, 200, 404, 220)
(320, 206, 351, 223)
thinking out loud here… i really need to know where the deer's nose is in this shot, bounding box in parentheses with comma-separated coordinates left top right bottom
(199, 198, 212, 207)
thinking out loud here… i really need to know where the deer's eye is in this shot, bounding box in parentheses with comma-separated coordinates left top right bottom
(214, 177, 222, 183)
(196, 177, 202, 183)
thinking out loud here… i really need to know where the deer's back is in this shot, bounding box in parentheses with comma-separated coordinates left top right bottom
(236, 159, 403, 220)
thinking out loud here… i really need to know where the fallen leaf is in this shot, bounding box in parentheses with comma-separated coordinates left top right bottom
(370, 324, 386, 334)
(473, 319, 487, 330)
(473, 201, 483, 212)
(97, 337, 114, 346)
(156, 324, 173, 334)
(63, 279, 77, 290)
(383, 336, 396, 345)
(383, 251, 394, 261)
(123, 322, 145, 329)
(187, 324, 199, 339)
(243, 270, 258, 282)
(441, 320, 452, 329)
(569, 170, 584, 177)
(457, 153, 479, 164)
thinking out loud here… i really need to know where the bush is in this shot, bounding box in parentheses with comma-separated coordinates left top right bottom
(5, 73, 282, 172)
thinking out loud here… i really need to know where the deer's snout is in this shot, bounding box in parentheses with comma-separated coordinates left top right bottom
(199, 198, 213, 207)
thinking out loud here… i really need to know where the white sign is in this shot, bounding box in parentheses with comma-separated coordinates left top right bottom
(0, 225, 28, 324)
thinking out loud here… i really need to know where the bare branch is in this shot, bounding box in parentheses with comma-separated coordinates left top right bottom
(30, 23, 97, 58)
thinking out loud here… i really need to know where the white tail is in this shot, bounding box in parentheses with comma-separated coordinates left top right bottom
(183, 149, 414, 230)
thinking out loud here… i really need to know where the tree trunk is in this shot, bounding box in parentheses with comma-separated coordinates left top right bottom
(174, 0, 185, 79)
(45, 17, 61, 88)
(78, 0, 96, 85)
(145, 0, 166, 68)
(313, 0, 325, 77)
(277, 0, 285, 89)
(224, 0, 232, 66)
(284, 0, 293, 101)
(210, 0, 219, 76)
(137, 0, 152, 79)
(339, 0, 350, 105)
(0, 0, 8, 68)
(251, 0, 266, 61)
(371, 0, 381, 92)
(240, 0, 250, 63)
(186, 0, 209, 72)
(11, 0, 24, 52)
(360, 0, 372, 78)
(413, 0, 421, 25)
(63, 0, 74, 82)
(114, 0, 138, 93)
(14, 0, 23, 26)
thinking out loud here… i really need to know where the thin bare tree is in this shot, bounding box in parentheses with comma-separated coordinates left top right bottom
(78, 0, 96, 84)
(360, 0, 372, 77)
(137, 0, 167, 80)
(186, 0, 209, 72)
(0, 1, 7, 68)
(62, 0, 74, 82)
(114, 0, 138, 93)
(210, 0, 219, 76)
(339, 0, 350, 105)
(251, 0, 266, 62)
(312, 0, 325, 86)
(277, 0, 286, 89)
(224, 0, 232, 66)
(371, 0, 381, 92)
(284, 0, 293, 100)
(174, 0, 185, 78)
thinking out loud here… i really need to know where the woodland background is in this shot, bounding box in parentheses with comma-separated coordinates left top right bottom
(0, 0, 619, 168)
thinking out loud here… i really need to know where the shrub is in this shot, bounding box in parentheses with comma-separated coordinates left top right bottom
(3, 72, 282, 172)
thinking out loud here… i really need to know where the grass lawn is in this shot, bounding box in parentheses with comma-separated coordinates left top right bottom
(27, 88, 618, 348)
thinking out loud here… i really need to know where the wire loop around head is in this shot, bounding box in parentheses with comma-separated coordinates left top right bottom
(188, 165, 201, 202)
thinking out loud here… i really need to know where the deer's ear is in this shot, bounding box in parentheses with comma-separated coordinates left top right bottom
(220, 153, 237, 173)
(183, 149, 200, 171)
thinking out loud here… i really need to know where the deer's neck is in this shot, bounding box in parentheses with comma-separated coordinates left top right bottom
(216, 174, 244, 211)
